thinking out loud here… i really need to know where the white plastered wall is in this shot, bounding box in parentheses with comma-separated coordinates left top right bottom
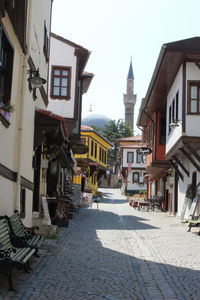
(166, 66, 183, 153)
(122, 148, 147, 191)
(0, 15, 24, 216)
(177, 154, 200, 217)
(19, 0, 52, 226)
(47, 36, 76, 118)
(186, 62, 200, 136)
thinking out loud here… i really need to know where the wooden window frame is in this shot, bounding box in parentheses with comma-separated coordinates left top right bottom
(91, 140, 94, 157)
(175, 91, 179, 121)
(187, 81, 200, 115)
(137, 152, 143, 163)
(20, 186, 26, 218)
(94, 143, 97, 159)
(0, 25, 14, 106)
(43, 21, 49, 62)
(168, 105, 172, 135)
(172, 98, 175, 122)
(50, 65, 71, 100)
(132, 172, 139, 183)
(127, 152, 134, 163)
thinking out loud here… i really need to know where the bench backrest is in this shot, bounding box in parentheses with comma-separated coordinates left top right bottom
(9, 211, 25, 237)
(0, 216, 13, 250)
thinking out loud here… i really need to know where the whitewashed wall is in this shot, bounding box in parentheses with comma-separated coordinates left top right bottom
(127, 171, 147, 191)
(0, 15, 24, 216)
(186, 62, 200, 136)
(47, 36, 77, 118)
(0, 16, 22, 163)
(122, 148, 146, 169)
(166, 66, 183, 153)
(0, 1, 52, 225)
(177, 155, 200, 217)
(122, 148, 147, 191)
(18, 0, 52, 226)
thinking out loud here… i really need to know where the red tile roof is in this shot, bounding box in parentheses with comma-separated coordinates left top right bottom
(116, 135, 142, 142)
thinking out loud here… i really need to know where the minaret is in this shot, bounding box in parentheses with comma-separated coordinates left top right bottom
(123, 59, 137, 133)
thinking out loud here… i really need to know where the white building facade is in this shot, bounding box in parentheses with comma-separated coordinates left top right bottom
(117, 136, 147, 195)
(166, 57, 200, 217)
(0, 0, 53, 225)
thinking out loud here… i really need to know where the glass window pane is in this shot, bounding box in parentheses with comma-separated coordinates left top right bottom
(53, 87, 59, 96)
(61, 78, 67, 87)
(54, 70, 60, 75)
(191, 86, 197, 99)
(54, 78, 60, 86)
(191, 100, 197, 113)
(137, 153, 142, 163)
(62, 70, 68, 76)
(61, 88, 67, 96)
(127, 153, 133, 162)
(133, 173, 139, 182)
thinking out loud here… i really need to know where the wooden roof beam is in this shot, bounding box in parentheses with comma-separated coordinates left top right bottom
(184, 143, 200, 164)
(179, 148, 200, 173)
(169, 160, 184, 181)
(172, 156, 189, 177)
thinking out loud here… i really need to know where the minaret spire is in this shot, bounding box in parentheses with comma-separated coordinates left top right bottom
(127, 57, 134, 80)
(123, 58, 137, 133)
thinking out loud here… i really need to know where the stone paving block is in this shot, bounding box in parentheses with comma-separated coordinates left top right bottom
(1, 189, 200, 299)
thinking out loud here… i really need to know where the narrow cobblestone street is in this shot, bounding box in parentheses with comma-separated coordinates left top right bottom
(1, 188, 200, 300)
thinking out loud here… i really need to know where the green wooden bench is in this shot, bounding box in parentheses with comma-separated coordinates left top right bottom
(0, 216, 36, 291)
(6, 210, 44, 256)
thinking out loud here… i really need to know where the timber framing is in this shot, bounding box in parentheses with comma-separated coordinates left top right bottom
(165, 136, 200, 160)
(172, 156, 189, 177)
(184, 143, 200, 164)
(169, 160, 184, 181)
(0, 163, 17, 181)
(137, 37, 200, 127)
(20, 176, 34, 191)
(179, 148, 200, 173)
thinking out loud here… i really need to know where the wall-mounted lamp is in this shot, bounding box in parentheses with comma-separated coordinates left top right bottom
(27, 68, 47, 89)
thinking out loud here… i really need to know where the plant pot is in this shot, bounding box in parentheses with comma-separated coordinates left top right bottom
(3, 111, 11, 121)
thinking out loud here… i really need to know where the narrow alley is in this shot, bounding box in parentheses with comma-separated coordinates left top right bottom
(2, 188, 200, 300)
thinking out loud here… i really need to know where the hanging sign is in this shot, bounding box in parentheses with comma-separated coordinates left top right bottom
(136, 147, 152, 155)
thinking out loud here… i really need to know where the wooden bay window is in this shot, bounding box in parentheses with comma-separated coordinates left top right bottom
(187, 81, 200, 114)
(51, 66, 71, 100)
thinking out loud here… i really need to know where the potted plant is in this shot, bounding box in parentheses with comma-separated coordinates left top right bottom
(2, 103, 15, 113)
(0, 103, 15, 121)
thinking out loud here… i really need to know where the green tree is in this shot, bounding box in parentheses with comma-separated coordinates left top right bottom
(102, 119, 133, 165)
(102, 119, 132, 143)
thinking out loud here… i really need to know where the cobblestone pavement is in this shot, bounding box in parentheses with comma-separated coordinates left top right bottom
(1, 188, 200, 299)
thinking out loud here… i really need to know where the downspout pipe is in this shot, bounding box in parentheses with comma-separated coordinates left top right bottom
(143, 109, 155, 125)
(137, 124, 145, 133)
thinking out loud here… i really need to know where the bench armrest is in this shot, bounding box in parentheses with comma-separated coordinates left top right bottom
(10, 234, 30, 248)
(24, 226, 39, 236)
(0, 247, 16, 262)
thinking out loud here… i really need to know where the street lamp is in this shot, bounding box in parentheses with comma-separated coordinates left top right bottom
(27, 68, 47, 89)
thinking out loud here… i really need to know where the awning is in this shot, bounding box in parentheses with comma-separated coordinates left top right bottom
(146, 160, 170, 179)
(34, 108, 65, 149)
(58, 144, 74, 169)
(70, 140, 89, 154)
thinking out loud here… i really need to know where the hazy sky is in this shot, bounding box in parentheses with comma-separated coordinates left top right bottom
(52, 0, 200, 132)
